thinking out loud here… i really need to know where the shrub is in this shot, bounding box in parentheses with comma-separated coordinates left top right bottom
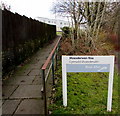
(61, 27, 71, 38)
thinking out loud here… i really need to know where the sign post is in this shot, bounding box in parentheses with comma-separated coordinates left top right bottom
(62, 56, 114, 111)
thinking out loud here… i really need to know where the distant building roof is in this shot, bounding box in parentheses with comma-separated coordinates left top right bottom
(36, 17, 71, 31)
(36, 17, 85, 31)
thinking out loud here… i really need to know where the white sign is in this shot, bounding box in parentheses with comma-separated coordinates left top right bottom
(62, 56, 115, 112)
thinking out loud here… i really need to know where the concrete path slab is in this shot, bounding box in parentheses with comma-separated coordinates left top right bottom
(2, 37, 60, 115)
(32, 76, 42, 85)
(0, 100, 2, 107)
(2, 100, 21, 115)
(28, 64, 41, 69)
(2, 100, 5, 105)
(28, 69, 41, 76)
(35, 61, 45, 67)
(14, 69, 32, 76)
(10, 85, 42, 99)
(3, 76, 35, 85)
(21, 69, 32, 76)
(2, 85, 18, 99)
(14, 99, 44, 114)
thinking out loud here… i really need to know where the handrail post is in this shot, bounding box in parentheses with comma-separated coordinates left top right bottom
(42, 69, 47, 115)
(41, 36, 61, 115)
(55, 50, 58, 70)
(55, 46, 59, 70)
(58, 40, 61, 60)
(52, 54, 55, 85)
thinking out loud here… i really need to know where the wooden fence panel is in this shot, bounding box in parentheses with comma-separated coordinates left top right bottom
(2, 9, 56, 76)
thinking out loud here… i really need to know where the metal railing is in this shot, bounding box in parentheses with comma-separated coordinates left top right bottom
(41, 36, 61, 115)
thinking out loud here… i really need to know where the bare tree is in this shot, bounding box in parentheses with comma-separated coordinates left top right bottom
(78, 1, 107, 50)
(52, 0, 86, 40)
(52, 0, 119, 51)
(0, 1, 11, 10)
(103, 2, 120, 33)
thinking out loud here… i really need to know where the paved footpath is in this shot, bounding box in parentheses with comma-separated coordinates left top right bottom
(2, 37, 59, 115)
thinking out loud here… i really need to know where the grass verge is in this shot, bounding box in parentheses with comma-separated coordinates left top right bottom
(56, 31, 62, 36)
(49, 63, 120, 115)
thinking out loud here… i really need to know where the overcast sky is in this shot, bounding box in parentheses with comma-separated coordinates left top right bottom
(0, 0, 57, 19)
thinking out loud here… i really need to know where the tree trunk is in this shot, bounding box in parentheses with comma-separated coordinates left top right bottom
(74, 23, 78, 40)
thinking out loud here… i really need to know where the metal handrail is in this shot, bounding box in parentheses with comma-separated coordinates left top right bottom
(41, 36, 61, 115)
(42, 36, 61, 70)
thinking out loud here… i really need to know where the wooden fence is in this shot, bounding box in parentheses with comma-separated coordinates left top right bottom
(2, 9, 56, 76)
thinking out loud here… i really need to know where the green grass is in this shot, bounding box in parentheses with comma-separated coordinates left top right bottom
(56, 31, 62, 36)
(49, 63, 119, 115)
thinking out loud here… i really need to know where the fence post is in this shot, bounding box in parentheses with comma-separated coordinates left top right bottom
(52, 54, 55, 85)
(42, 69, 47, 115)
